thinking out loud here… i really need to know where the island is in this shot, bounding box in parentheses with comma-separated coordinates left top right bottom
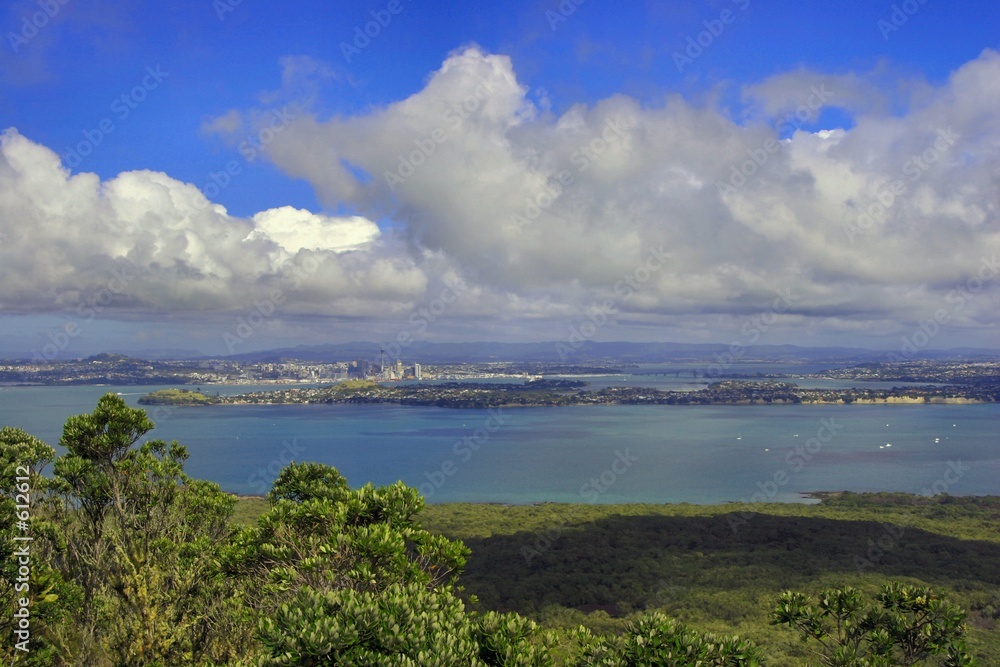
(138, 388, 220, 406)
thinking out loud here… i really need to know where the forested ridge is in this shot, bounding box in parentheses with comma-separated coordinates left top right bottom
(2, 393, 995, 665)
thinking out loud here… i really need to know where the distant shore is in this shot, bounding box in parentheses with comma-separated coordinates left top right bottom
(137, 379, 997, 409)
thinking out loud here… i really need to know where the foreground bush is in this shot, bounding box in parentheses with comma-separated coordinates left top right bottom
(771, 582, 975, 666)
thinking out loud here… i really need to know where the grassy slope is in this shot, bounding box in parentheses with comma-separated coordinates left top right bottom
(420, 495, 1000, 666)
(234, 494, 1000, 665)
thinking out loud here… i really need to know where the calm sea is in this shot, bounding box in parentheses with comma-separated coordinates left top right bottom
(1, 365, 997, 504)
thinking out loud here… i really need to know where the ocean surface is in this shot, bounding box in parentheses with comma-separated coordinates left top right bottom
(1, 364, 997, 504)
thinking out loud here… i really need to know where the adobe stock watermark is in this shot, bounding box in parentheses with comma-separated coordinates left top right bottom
(521, 449, 639, 564)
(60, 66, 169, 168)
(383, 278, 466, 362)
(672, 0, 750, 73)
(212, 0, 244, 20)
(222, 243, 327, 354)
(7, 0, 70, 54)
(194, 105, 298, 210)
(556, 245, 669, 361)
(545, 0, 587, 31)
(842, 127, 959, 245)
(510, 116, 629, 230)
(705, 287, 800, 377)
(418, 409, 508, 500)
(854, 460, 968, 573)
(728, 417, 844, 535)
(889, 254, 998, 362)
(32, 262, 143, 362)
(715, 85, 833, 196)
(246, 438, 307, 495)
(650, 578, 686, 608)
(878, 0, 930, 41)
(222, 289, 286, 354)
(383, 76, 501, 191)
(340, 0, 408, 63)
(11, 465, 33, 653)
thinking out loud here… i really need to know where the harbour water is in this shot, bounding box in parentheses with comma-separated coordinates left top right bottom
(1, 372, 997, 504)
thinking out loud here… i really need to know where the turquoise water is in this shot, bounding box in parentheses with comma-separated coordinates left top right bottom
(0, 382, 997, 504)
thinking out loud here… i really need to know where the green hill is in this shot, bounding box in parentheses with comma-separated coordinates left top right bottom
(137, 387, 219, 405)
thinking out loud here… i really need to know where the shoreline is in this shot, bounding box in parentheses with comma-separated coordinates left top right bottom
(144, 396, 991, 408)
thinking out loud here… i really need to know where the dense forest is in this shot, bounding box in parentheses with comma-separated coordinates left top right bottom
(2, 393, 996, 665)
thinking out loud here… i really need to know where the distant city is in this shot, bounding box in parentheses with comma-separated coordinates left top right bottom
(0, 349, 612, 386)
(349, 345, 423, 381)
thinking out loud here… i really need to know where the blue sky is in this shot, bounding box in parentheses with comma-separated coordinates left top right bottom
(1, 0, 999, 358)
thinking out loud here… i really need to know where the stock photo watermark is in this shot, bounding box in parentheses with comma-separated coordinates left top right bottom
(60, 66, 169, 169)
(510, 115, 629, 229)
(246, 438, 307, 495)
(705, 287, 800, 376)
(728, 417, 844, 534)
(556, 245, 669, 360)
(889, 253, 998, 362)
(418, 409, 507, 500)
(546, 0, 588, 31)
(878, 0, 930, 41)
(222, 288, 286, 354)
(220, 250, 324, 353)
(213, 0, 244, 20)
(650, 578, 686, 608)
(196, 105, 298, 208)
(7, 0, 70, 54)
(384, 75, 503, 191)
(842, 127, 958, 244)
(383, 278, 466, 361)
(340, 0, 408, 63)
(522, 449, 638, 564)
(11, 465, 33, 653)
(673, 0, 751, 73)
(854, 460, 968, 573)
(32, 262, 143, 362)
(715, 85, 833, 196)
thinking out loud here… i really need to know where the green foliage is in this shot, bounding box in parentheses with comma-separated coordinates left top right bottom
(266, 461, 350, 505)
(474, 611, 554, 666)
(230, 462, 551, 666)
(258, 585, 554, 667)
(259, 582, 483, 666)
(770, 583, 976, 666)
(576, 612, 765, 666)
(228, 477, 470, 607)
(0, 427, 69, 666)
(137, 388, 219, 406)
(36, 394, 243, 666)
(59, 393, 155, 464)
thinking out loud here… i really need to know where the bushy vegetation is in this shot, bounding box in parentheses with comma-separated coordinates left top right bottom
(2, 393, 994, 665)
(137, 387, 219, 405)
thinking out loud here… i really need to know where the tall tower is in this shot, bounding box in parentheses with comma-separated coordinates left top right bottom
(379, 344, 387, 376)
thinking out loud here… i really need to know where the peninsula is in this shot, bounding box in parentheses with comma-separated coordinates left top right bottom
(139, 377, 1000, 409)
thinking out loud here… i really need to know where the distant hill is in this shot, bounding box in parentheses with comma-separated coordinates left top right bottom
(210, 341, 999, 364)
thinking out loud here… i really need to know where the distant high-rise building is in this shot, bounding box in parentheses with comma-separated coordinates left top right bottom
(413, 363, 422, 380)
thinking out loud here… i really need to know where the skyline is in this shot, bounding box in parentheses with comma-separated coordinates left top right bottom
(1, 0, 999, 358)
